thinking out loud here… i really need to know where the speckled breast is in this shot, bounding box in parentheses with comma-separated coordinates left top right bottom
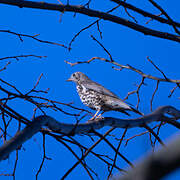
(76, 84, 103, 110)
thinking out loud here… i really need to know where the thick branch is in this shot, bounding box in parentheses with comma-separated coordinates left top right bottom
(0, 0, 180, 43)
(0, 106, 180, 161)
(110, 0, 180, 28)
(116, 134, 180, 180)
(0, 117, 47, 161)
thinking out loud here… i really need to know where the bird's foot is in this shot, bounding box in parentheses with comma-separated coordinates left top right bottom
(87, 114, 104, 122)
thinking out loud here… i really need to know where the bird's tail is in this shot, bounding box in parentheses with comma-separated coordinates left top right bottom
(130, 107, 144, 116)
(106, 97, 144, 116)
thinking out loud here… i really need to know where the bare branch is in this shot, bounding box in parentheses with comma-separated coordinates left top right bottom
(36, 134, 48, 179)
(0, 30, 67, 48)
(0, 0, 180, 43)
(148, 0, 180, 35)
(146, 12, 162, 24)
(65, 57, 180, 84)
(0, 62, 11, 72)
(147, 56, 168, 80)
(61, 127, 116, 179)
(124, 77, 145, 109)
(142, 124, 164, 146)
(108, 128, 128, 178)
(55, 137, 95, 180)
(93, 130, 133, 167)
(123, 0, 138, 23)
(168, 84, 179, 98)
(0, 105, 180, 162)
(0, 55, 46, 61)
(110, 0, 180, 28)
(68, 4, 120, 50)
(117, 134, 180, 180)
(150, 80, 160, 112)
(91, 35, 113, 62)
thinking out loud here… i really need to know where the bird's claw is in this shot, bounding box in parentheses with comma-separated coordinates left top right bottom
(87, 115, 104, 122)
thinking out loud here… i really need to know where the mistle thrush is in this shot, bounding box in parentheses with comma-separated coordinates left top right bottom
(67, 72, 143, 120)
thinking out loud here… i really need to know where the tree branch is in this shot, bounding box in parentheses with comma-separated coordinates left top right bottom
(66, 57, 180, 84)
(110, 0, 180, 28)
(116, 134, 180, 180)
(0, 105, 180, 161)
(0, 0, 180, 43)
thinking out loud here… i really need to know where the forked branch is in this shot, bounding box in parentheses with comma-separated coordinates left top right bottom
(0, 105, 180, 161)
(0, 0, 180, 43)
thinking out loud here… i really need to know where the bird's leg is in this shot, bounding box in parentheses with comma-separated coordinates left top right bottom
(96, 111, 105, 119)
(88, 109, 101, 121)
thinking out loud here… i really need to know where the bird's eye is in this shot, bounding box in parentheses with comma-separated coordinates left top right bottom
(73, 74, 75, 77)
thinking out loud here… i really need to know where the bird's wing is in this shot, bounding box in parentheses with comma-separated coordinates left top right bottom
(83, 81, 143, 112)
(83, 81, 119, 99)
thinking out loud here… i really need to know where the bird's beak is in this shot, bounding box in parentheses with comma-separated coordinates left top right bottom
(66, 77, 73, 82)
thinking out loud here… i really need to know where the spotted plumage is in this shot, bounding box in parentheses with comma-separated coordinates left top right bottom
(67, 72, 143, 120)
(76, 84, 104, 111)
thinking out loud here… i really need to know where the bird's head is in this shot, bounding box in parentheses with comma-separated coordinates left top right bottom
(67, 72, 90, 84)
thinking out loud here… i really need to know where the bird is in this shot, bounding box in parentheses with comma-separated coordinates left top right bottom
(67, 72, 143, 121)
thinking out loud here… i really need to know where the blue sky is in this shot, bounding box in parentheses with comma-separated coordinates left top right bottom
(0, 0, 180, 179)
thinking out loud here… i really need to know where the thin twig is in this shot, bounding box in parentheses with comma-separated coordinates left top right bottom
(61, 127, 116, 179)
(142, 124, 165, 146)
(0, 62, 11, 72)
(168, 84, 179, 98)
(108, 128, 128, 179)
(123, 0, 138, 23)
(0, 30, 68, 48)
(123, 77, 145, 109)
(150, 80, 160, 112)
(65, 57, 180, 84)
(93, 129, 133, 167)
(68, 4, 120, 50)
(148, 0, 180, 35)
(90, 35, 114, 62)
(36, 133, 51, 179)
(147, 56, 168, 80)
(0, 55, 46, 61)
